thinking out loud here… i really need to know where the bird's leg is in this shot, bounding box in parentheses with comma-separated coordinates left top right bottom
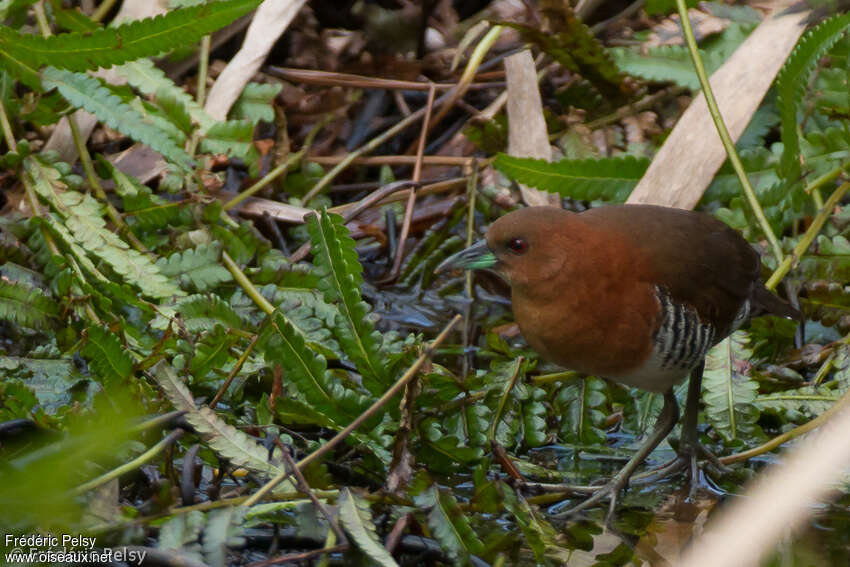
(643, 361, 731, 496)
(551, 389, 679, 523)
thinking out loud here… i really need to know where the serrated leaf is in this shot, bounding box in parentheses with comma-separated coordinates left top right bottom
(156, 87, 194, 136)
(199, 119, 258, 163)
(609, 45, 726, 89)
(338, 488, 400, 567)
(415, 485, 485, 565)
(306, 211, 390, 392)
(42, 68, 193, 170)
(265, 311, 372, 423)
(494, 154, 648, 202)
(114, 58, 215, 132)
(555, 377, 608, 445)
(231, 82, 281, 123)
(0, 279, 58, 329)
(157, 244, 233, 292)
(82, 325, 134, 384)
(702, 332, 760, 442)
(151, 360, 287, 477)
(775, 13, 850, 180)
(0, 0, 260, 87)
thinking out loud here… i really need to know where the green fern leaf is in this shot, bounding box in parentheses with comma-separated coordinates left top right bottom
(306, 211, 390, 392)
(338, 488, 400, 567)
(82, 325, 134, 384)
(231, 82, 282, 123)
(265, 311, 373, 424)
(157, 243, 233, 292)
(189, 326, 238, 383)
(0, 279, 58, 329)
(0, 0, 260, 85)
(199, 119, 259, 163)
(702, 332, 760, 442)
(494, 154, 648, 202)
(177, 294, 244, 332)
(775, 13, 850, 180)
(609, 45, 726, 89)
(41, 68, 193, 170)
(555, 376, 608, 445)
(415, 485, 485, 564)
(156, 88, 194, 136)
(114, 58, 215, 132)
(151, 360, 289, 478)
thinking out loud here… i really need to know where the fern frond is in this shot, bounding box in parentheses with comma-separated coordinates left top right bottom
(494, 154, 648, 202)
(152, 360, 288, 477)
(415, 485, 485, 564)
(175, 294, 243, 333)
(82, 325, 134, 384)
(775, 13, 850, 180)
(114, 58, 215, 132)
(265, 311, 374, 424)
(231, 82, 282, 123)
(609, 45, 726, 89)
(42, 68, 193, 170)
(338, 488, 400, 567)
(199, 119, 258, 164)
(157, 244, 233, 292)
(0, 279, 58, 329)
(0, 0, 260, 87)
(306, 211, 390, 393)
(702, 332, 760, 442)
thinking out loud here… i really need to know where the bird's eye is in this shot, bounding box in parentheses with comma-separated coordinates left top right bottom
(507, 238, 528, 254)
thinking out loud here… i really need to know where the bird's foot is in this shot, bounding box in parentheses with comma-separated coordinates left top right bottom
(547, 471, 632, 526)
(636, 440, 731, 499)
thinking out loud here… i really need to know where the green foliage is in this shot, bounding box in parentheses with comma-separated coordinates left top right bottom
(42, 68, 193, 170)
(81, 325, 134, 384)
(702, 333, 761, 443)
(503, 0, 627, 103)
(306, 211, 391, 392)
(494, 154, 648, 202)
(231, 82, 282, 123)
(0, 278, 58, 328)
(609, 45, 725, 89)
(338, 488, 400, 567)
(0, 0, 260, 87)
(775, 13, 850, 180)
(555, 377, 608, 445)
(156, 243, 233, 292)
(199, 119, 259, 164)
(415, 485, 485, 565)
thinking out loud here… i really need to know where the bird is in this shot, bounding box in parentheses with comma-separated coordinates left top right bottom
(437, 204, 800, 519)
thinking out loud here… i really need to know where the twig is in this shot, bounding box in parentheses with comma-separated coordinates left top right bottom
(247, 544, 349, 567)
(279, 447, 346, 543)
(209, 332, 262, 409)
(386, 84, 436, 281)
(242, 314, 462, 507)
(266, 66, 502, 91)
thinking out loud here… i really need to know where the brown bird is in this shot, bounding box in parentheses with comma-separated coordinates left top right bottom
(438, 205, 799, 518)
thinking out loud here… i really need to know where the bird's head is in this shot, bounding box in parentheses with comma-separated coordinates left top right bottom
(436, 206, 574, 289)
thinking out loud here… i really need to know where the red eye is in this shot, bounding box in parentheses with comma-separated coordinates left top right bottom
(507, 238, 528, 254)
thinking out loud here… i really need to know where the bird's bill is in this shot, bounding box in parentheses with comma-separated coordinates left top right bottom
(436, 239, 497, 273)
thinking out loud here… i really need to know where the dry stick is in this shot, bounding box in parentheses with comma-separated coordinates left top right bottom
(410, 25, 504, 152)
(247, 544, 349, 567)
(387, 84, 437, 281)
(279, 447, 346, 543)
(243, 314, 462, 507)
(301, 90, 455, 203)
(288, 180, 420, 263)
(307, 155, 478, 166)
(209, 332, 262, 409)
(266, 66, 501, 92)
